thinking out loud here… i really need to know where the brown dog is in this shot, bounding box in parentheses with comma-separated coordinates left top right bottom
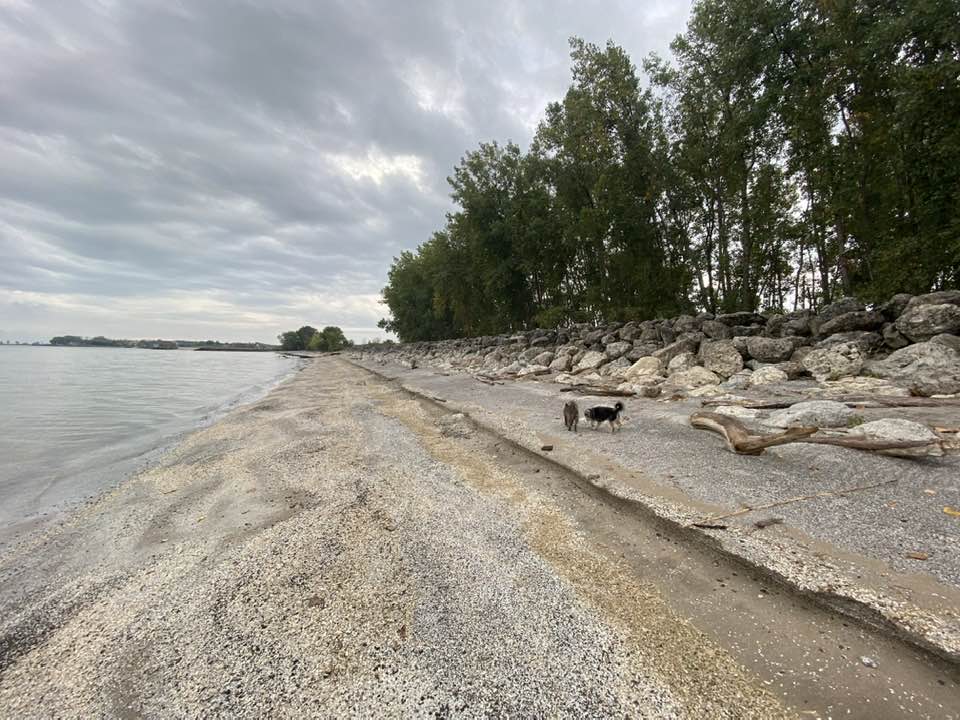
(563, 400, 580, 432)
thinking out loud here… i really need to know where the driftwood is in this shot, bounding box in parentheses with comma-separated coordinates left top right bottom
(473, 375, 503, 386)
(689, 412, 816, 455)
(690, 411, 942, 456)
(559, 385, 636, 397)
(702, 395, 960, 410)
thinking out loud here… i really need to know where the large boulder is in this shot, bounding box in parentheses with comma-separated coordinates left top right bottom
(652, 338, 700, 368)
(817, 310, 885, 336)
(531, 351, 555, 367)
(746, 336, 796, 363)
(895, 303, 960, 342)
(815, 331, 882, 355)
(701, 319, 733, 339)
(904, 290, 960, 311)
(626, 342, 660, 362)
(767, 310, 814, 337)
(573, 350, 607, 374)
(555, 371, 602, 386)
(864, 341, 960, 396)
(664, 366, 721, 391)
(766, 400, 855, 428)
(604, 341, 633, 360)
(817, 297, 865, 323)
(802, 341, 865, 381)
(879, 293, 914, 321)
(584, 328, 606, 345)
(517, 364, 550, 378)
(748, 366, 789, 386)
(931, 333, 960, 353)
(623, 356, 664, 381)
(882, 323, 910, 350)
(548, 354, 572, 372)
(667, 352, 698, 374)
(716, 311, 765, 326)
(699, 340, 744, 378)
(849, 419, 943, 458)
(673, 315, 702, 334)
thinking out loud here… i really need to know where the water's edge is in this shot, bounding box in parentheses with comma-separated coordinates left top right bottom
(0, 355, 307, 551)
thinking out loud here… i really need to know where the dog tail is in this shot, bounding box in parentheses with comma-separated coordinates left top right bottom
(614, 401, 624, 412)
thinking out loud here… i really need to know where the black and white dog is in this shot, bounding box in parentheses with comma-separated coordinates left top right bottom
(584, 401, 624, 433)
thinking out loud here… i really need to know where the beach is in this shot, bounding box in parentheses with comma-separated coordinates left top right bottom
(0, 357, 956, 718)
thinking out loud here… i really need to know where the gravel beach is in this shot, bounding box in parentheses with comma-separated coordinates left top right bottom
(0, 358, 956, 718)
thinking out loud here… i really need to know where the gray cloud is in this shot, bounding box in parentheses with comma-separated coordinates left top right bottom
(0, 0, 691, 343)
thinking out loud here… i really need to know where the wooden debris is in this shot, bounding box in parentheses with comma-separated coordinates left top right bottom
(753, 517, 784, 530)
(689, 411, 816, 455)
(559, 385, 636, 397)
(540, 444, 554, 452)
(905, 551, 930, 561)
(691, 522, 728, 530)
(702, 395, 960, 409)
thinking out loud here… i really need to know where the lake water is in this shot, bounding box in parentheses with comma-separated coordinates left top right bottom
(0, 346, 300, 546)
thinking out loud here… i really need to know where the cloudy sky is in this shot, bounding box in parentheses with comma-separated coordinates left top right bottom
(1, 0, 692, 343)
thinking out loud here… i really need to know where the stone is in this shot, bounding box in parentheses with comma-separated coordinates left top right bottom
(721, 370, 753, 391)
(652, 338, 700, 368)
(730, 336, 750, 358)
(601, 333, 618, 346)
(817, 297, 865, 323)
(864, 341, 960, 396)
(604, 341, 633, 360)
(817, 310, 885, 336)
(548, 354, 573, 372)
(716, 311, 765, 326)
(701, 319, 733, 339)
(766, 401, 855, 428)
(903, 290, 960, 311)
(555, 371, 603, 386)
(584, 329, 606, 345)
(600, 356, 631, 376)
(814, 376, 910, 398)
(699, 340, 744, 379)
(573, 350, 607, 373)
(879, 293, 914, 321)
(673, 314, 701, 334)
(746, 336, 796, 363)
(815, 331, 883, 355)
(625, 343, 659, 362)
(617, 382, 662, 398)
(729, 325, 765, 337)
(686, 384, 727, 398)
(658, 325, 676, 344)
(774, 361, 807, 380)
(664, 366, 721, 390)
(802, 342, 865, 381)
(624, 356, 664, 381)
(895, 303, 960, 342)
(748, 366, 789, 386)
(500, 361, 523, 375)
(712, 404, 763, 420)
(531, 351, 555, 367)
(517, 364, 550, 377)
(667, 352, 698, 374)
(849, 419, 943, 458)
(882, 323, 910, 350)
(519, 347, 543, 362)
(931, 333, 960, 353)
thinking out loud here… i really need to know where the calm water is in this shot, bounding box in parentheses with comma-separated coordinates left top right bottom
(0, 346, 299, 544)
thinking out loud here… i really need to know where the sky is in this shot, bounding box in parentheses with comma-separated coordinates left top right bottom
(0, 0, 693, 344)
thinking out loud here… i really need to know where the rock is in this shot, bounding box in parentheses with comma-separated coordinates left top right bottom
(548, 354, 573, 372)
(849, 419, 943, 458)
(721, 370, 753, 391)
(931, 333, 960, 353)
(774, 361, 807, 380)
(766, 401, 855, 428)
(604, 341, 633, 360)
(904, 290, 960, 311)
(767, 310, 813, 337)
(817, 310, 885, 336)
(555, 371, 603, 386)
(658, 325, 676, 344)
(731, 336, 750, 358)
(882, 323, 910, 350)
(584, 328, 606, 345)
(617, 382, 662, 398)
(864, 341, 960, 396)
(815, 331, 883, 355)
(573, 350, 607, 373)
(813, 376, 910, 398)
(601, 333, 618, 346)
(879, 293, 914, 321)
(531, 351, 555, 367)
(748, 366, 789, 386)
(716, 311, 765, 326)
(673, 315, 701, 334)
(600, 356, 631, 376)
(746, 336, 796, 363)
(730, 324, 765, 337)
(500, 361, 523, 375)
(817, 297, 865, 323)
(624, 356, 663, 380)
(895, 303, 960, 342)
(686, 384, 727, 398)
(667, 352, 698, 374)
(860, 656, 879, 669)
(625, 343, 659, 362)
(701, 319, 733, 339)
(699, 340, 744, 378)
(619, 323, 640, 341)
(664, 366, 721, 391)
(802, 342, 865, 381)
(517, 364, 550, 377)
(652, 338, 700, 368)
(713, 404, 763, 420)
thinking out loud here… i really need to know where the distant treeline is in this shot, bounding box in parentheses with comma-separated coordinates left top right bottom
(277, 325, 353, 352)
(49, 336, 277, 350)
(379, 0, 960, 342)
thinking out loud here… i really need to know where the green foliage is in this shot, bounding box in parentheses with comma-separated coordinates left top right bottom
(279, 325, 352, 352)
(380, 4, 959, 341)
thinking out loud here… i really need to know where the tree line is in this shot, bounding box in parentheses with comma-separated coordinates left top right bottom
(379, 0, 959, 342)
(278, 326, 353, 352)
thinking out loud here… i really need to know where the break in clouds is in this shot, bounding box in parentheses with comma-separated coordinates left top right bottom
(0, 0, 690, 343)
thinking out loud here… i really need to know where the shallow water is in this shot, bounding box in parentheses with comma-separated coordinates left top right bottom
(0, 346, 298, 544)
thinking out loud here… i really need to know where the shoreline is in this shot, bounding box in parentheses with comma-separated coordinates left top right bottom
(0, 354, 306, 553)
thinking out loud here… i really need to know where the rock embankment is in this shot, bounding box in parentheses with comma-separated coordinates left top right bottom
(359, 291, 960, 398)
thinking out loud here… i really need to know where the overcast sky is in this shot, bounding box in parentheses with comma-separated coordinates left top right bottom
(0, 0, 692, 343)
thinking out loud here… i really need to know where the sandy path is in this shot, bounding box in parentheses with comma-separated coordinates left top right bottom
(0, 358, 952, 718)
